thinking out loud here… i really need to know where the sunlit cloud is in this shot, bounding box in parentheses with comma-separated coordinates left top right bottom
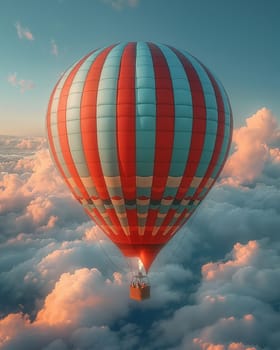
(192, 338, 258, 350)
(7, 72, 35, 93)
(36, 268, 128, 326)
(202, 241, 259, 281)
(50, 39, 58, 56)
(15, 21, 34, 41)
(222, 108, 280, 187)
(101, 0, 139, 10)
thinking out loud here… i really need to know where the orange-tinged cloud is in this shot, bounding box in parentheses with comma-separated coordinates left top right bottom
(202, 241, 259, 281)
(228, 343, 257, 350)
(37, 268, 103, 326)
(193, 337, 225, 349)
(83, 225, 105, 242)
(0, 313, 31, 346)
(1, 148, 67, 207)
(243, 314, 254, 322)
(223, 108, 279, 185)
(0, 267, 127, 348)
(204, 295, 226, 303)
(36, 268, 127, 326)
(23, 197, 53, 224)
(193, 338, 257, 350)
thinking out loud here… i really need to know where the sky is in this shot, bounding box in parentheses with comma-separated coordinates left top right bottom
(1, 1, 280, 350)
(1, 0, 280, 135)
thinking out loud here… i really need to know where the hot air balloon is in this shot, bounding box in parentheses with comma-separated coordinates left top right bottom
(46, 42, 232, 301)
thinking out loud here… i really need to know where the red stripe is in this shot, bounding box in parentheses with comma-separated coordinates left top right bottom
(114, 243, 163, 272)
(80, 47, 113, 200)
(173, 208, 188, 229)
(197, 87, 233, 201)
(47, 53, 116, 238)
(80, 45, 128, 239)
(145, 43, 175, 237)
(163, 208, 189, 237)
(148, 43, 175, 199)
(84, 207, 115, 237)
(116, 42, 138, 236)
(57, 53, 94, 200)
(169, 47, 207, 201)
(157, 47, 207, 231)
(193, 67, 226, 199)
(46, 79, 80, 200)
(47, 53, 91, 200)
(156, 208, 177, 236)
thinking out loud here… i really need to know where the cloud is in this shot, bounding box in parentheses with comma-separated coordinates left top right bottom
(192, 338, 259, 350)
(0, 138, 87, 242)
(152, 240, 280, 349)
(0, 108, 280, 349)
(51, 40, 58, 56)
(7, 73, 35, 93)
(0, 266, 129, 349)
(198, 240, 280, 305)
(101, 0, 139, 10)
(36, 268, 128, 326)
(70, 326, 119, 350)
(15, 21, 34, 40)
(201, 241, 259, 281)
(7, 72, 17, 86)
(222, 107, 280, 187)
(15, 137, 46, 150)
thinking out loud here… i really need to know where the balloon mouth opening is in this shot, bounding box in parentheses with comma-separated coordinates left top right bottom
(115, 243, 163, 273)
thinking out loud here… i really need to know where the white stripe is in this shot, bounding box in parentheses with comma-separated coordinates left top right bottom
(66, 49, 104, 197)
(96, 43, 130, 232)
(50, 63, 83, 198)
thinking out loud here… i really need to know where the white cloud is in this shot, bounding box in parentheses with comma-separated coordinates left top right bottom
(7, 72, 35, 93)
(101, 0, 139, 10)
(7, 72, 17, 86)
(0, 139, 88, 241)
(51, 40, 58, 56)
(15, 21, 34, 41)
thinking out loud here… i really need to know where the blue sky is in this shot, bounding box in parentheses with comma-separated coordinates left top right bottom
(1, 0, 280, 135)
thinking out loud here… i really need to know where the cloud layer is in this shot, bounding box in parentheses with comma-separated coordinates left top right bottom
(0, 108, 279, 349)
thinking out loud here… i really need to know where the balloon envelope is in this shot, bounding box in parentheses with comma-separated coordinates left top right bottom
(46, 42, 233, 271)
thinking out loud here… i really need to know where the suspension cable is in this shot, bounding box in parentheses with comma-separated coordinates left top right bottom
(89, 225, 128, 275)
